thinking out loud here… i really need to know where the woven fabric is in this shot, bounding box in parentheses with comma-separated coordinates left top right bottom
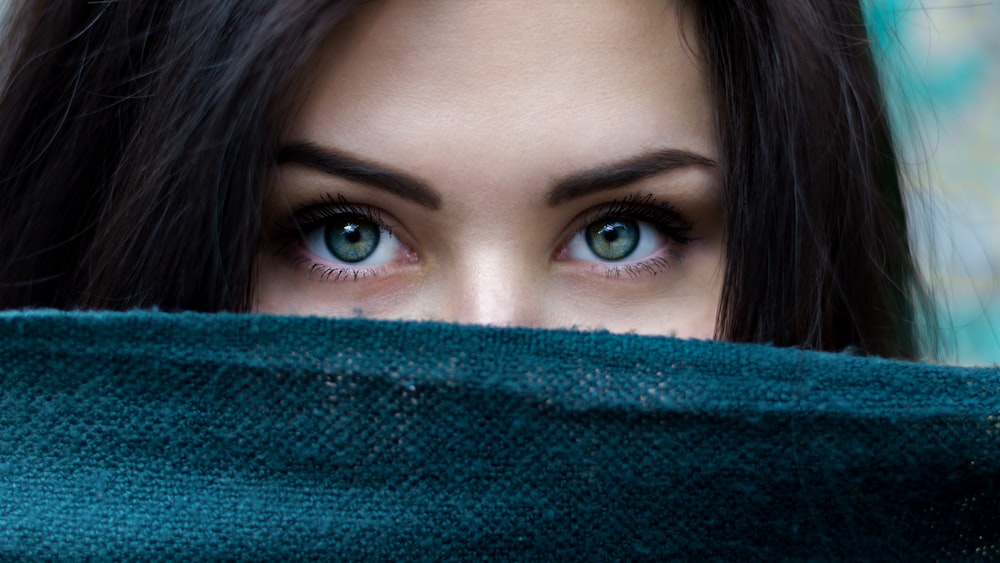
(1, 311, 998, 560)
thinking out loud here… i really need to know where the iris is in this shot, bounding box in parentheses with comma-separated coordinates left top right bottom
(585, 219, 640, 261)
(324, 217, 381, 263)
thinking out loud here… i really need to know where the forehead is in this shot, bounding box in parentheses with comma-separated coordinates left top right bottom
(289, 0, 715, 193)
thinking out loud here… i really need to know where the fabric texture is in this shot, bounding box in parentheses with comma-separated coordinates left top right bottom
(1, 311, 998, 560)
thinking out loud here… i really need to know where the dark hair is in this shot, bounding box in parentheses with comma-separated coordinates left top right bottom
(683, 0, 932, 358)
(0, 0, 931, 359)
(0, 0, 361, 310)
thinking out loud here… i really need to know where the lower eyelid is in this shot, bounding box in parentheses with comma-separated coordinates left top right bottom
(292, 252, 387, 282)
(601, 254, 677, 279)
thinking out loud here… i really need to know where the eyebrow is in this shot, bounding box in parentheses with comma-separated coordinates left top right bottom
(278, 142, 715, 210)
(277, 142, 443, 209)
(545, 148, 717, 206)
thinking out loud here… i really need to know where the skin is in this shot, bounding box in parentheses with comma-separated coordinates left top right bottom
(255, 0, 724, 338)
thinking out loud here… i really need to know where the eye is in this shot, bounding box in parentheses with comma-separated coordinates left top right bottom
(567, 217, 665, 263)
(302, 214, 402, 266)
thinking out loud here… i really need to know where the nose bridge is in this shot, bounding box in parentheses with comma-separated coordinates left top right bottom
(438, 246, 539, 328)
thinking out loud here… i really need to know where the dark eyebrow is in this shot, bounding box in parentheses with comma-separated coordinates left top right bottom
(546, 148, 717, 206)
(277, 142, 442, 210)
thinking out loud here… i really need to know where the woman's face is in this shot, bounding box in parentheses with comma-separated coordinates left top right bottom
(255, 0, 724, 338)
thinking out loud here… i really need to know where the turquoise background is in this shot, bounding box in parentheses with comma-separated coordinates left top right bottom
(865, 0, 999, 365)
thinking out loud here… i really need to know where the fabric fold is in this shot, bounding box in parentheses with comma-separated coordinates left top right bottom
(1, 311, 998, 560)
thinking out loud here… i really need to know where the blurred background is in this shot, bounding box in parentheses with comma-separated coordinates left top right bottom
(0, 1, 997, 364)
(866, 0, 999, 365)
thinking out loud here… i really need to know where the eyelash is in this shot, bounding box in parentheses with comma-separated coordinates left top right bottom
(271, 193, 398, 282)
(568, 193, 695, 278)
(270, 192, 696, 282)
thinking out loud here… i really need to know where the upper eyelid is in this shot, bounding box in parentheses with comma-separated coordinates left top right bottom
(296, 207, 394, 233)
(284, 195, 397, 234)
(292, 194, 385, 221)
(571, 195, 694, 236)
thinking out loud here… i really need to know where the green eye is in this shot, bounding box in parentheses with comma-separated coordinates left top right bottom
(584, 219, 640, 261)
(324, 217, 381, 263)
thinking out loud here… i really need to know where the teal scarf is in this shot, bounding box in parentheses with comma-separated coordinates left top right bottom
(2, 311, 998, 560)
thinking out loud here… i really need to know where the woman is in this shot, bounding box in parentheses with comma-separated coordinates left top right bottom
(0, 0, 931, 358)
